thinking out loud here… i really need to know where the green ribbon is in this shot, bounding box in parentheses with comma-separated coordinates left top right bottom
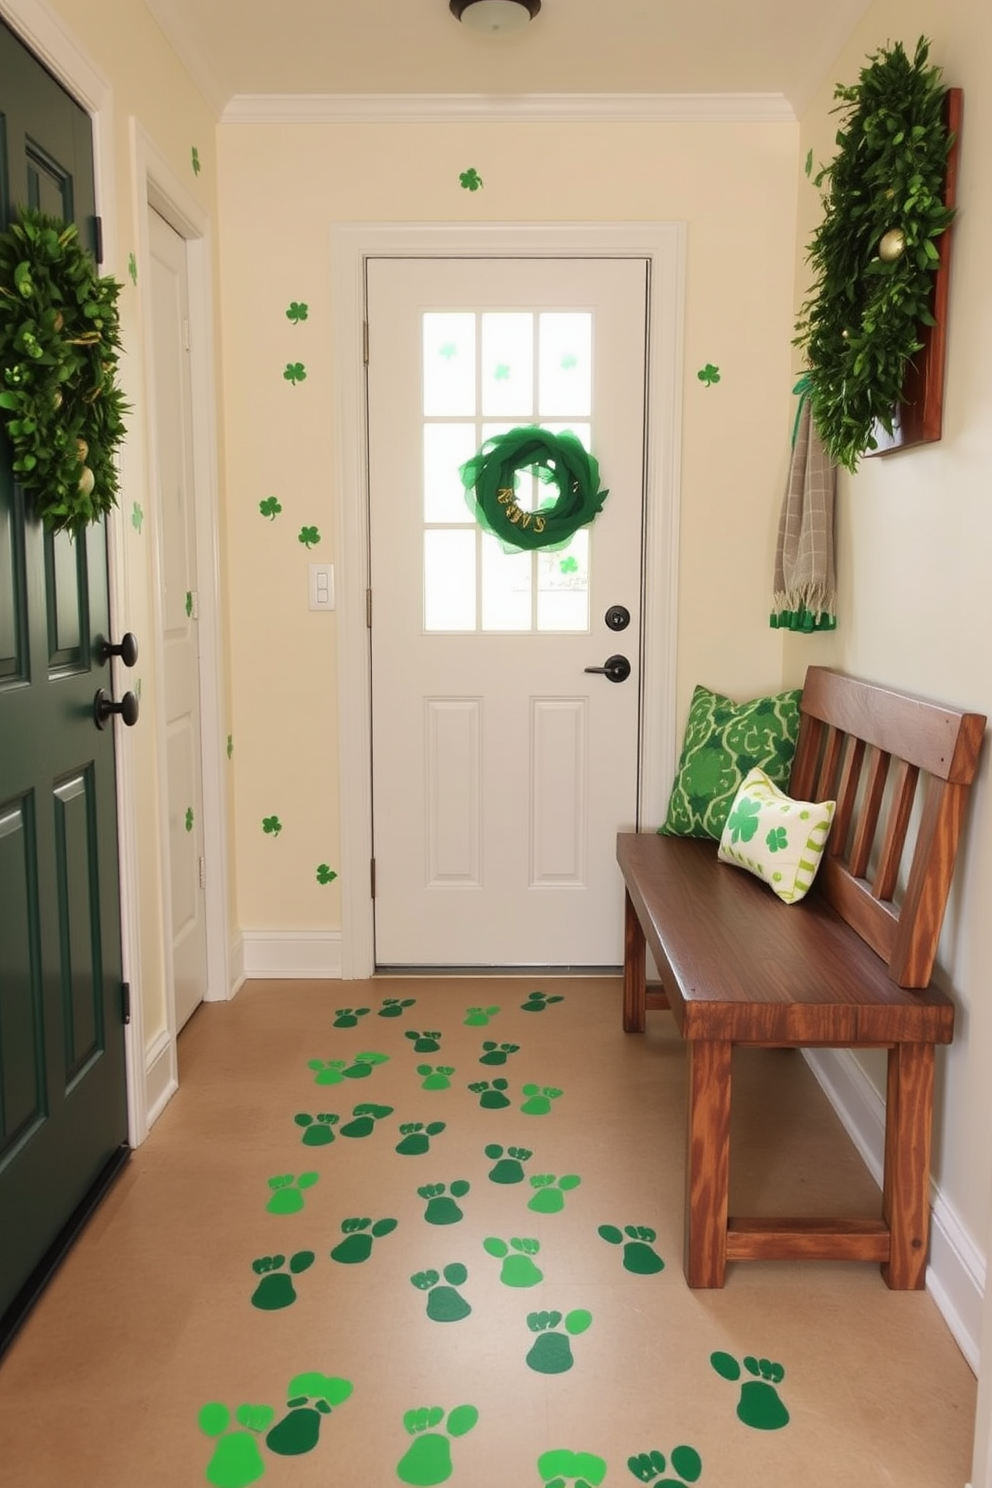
(790, 372, 813, 448)
(459, 426, 608, 553)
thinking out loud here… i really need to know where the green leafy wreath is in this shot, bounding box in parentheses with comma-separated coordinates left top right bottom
(0, 207, 128, 532)
(794, 37, 955, 472)
(459, 425, 608, 552)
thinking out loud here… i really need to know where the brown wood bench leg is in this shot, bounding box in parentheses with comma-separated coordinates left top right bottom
(685, 1039, 732, 1287)
(623, 889, 646, 1033)
(881, 1042, 935, 1290)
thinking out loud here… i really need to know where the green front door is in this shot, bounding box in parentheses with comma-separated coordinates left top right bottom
(0, 19, 129, 1345)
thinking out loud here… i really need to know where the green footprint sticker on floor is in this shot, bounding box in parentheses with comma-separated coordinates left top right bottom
(486, 1144, 532, 1184)
(628, 1446, 702, 1483)
(330, 1216, 398, 1264)
(396, 1121, 446, 1156)
(266, 1173, 318, 1214)
(308, 1059, 347, 1085)
(340, 1102, 393, 1138)
(346, 1051, 391, 1078)
(463, 1005, 499, 1026)
(396, 1404, 479, 1486)
(528, 1174, 581, 1213)
(295, 1112, 339, 1146)
(521, 991, 564, 1013)
(598, 1224, 665, 1275)
(526, 1310, 592, 1374)
(709, 1353, 789, 1430)
(479, 1041, 519, 1066)
(537, 1448, 607, 1487)
(468, 1078, 511, 1109)
(410, 1264, 471, 1322)
(419, 1181, 470, 1226)
(417, 1064, 455, 1090)
(483, 1236, 543, 1287)
(333, 1006, 370, 1028)
(199, 1402, 274, 1488)
(251, 1252, 315, 1311)
(406, 1029, 443, 1053)
(380, 997, 417, 1018)
(520, 1084, 563, 1116)
(266, 1373, 353, 1457)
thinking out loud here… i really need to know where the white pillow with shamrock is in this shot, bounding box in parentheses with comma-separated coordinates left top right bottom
(717, 766, 836, 904)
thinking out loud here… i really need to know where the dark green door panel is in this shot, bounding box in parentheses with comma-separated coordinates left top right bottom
(0, 18, 128, 1339)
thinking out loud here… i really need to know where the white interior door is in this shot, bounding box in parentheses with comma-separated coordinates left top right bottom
(367, 257, 648, 967)
(148, 207, 208, 1027)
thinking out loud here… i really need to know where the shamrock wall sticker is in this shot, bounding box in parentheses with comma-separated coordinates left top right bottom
(316, 864, 338, 885)
(298, 526, 321, 549)
(259, 496, 282, 521)
(191, 145, 201, 176)
(459, 168, 484, 191)
(262, 815, 283, 837)
(697, 363, 721, 387)
(128, 252, 138, 285)
(131, 502, 144, 534)
(286, 301, 309, 323)
(284, 362, 307, 385)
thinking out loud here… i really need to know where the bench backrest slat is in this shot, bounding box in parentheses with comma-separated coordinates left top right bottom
(791, 667, 986, 989)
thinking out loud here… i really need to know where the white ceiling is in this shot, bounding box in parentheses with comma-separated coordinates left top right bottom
(145, 0, 873, 120)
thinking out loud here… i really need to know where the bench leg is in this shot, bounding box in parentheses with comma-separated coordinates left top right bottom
(622, 889, 647, 1033)
(685, 1039, 732, 1287)
(881, 1042, 934, 1290)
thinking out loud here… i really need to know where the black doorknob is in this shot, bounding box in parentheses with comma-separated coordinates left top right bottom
(99, 632, 139, 667)
(604, 605, 631, 632)
(94, 688, 139, 730)
(583, 653, 631, 684)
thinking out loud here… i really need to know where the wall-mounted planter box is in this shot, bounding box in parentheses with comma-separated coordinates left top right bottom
(867, 87, 963, 457)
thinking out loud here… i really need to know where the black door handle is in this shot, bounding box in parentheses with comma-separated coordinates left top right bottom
(99, 632, 139, 667)
(94, 688, 139, 730)
(584, 653, 631, 683)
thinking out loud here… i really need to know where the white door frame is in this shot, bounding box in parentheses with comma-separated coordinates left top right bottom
(331, 221, 685, 979)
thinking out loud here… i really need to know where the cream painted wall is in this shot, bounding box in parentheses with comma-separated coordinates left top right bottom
(215, 119, 799, 934)
(3, 0, 227, 1098)
(790, 0, 992, 1350)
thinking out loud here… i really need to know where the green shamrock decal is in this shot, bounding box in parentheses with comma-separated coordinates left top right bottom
(316, 864, 338, 885)
(804, 147, 814, 177)
(726, 797, 760, 844)
(283, 362, 307, 385)
(191, 145, 201, 176)
(438, 343, 457, 360)
(127, 252, 137, 285)
(559, 556, 578, 574)
(298, 526, 321, 548)
(766, 826, 788, 852)
(262, 816, 283, 837)
(286, 301, 309, 323)
(494, 364, 510, 380)
(459, 167, 483, 191)
(131, 502, 144, 534)
(697, 363, 721, 387)
(259, 495, 282, 521)
(226, 734, 234, 760)
(185, 807, 194, 833)
(560, 352, 578, 370)
(185, 591, 193, 618)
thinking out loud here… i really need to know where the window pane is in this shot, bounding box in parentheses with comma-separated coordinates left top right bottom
(539, 313, 592, 417)
(423, 313, 475, 416)
(424, 423, 478, 523)
(537, 530, 589, 632)
(425, 529, 476, 631)
(481, 313, 533, 418)
(481, 532, 532, 631)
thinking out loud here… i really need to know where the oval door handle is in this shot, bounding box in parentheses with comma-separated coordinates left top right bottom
(94, 688, 140, 730)
(99, 632, 139, 667)
(583, 653, 631, 684)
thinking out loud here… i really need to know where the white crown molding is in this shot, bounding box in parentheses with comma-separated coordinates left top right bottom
(222, 91, 796, 126)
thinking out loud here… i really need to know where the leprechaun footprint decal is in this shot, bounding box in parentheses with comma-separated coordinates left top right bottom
(396, 1405, 479, 1486)
(709, 1352, 790, 1430)
(410, 1264, 472, 1322)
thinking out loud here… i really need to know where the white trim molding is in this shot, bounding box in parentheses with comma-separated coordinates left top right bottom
(241, 932, 343, 981)
(805, 1047, 984, 1371)
(223, 91, 796, 127)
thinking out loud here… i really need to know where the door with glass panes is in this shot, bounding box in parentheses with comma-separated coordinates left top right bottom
(367, 257, 647, 966)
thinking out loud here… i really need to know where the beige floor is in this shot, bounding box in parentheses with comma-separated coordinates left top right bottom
(0, 977, 976, 1487)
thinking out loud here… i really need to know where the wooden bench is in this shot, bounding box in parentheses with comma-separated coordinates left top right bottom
(618, 665, 985, 1289)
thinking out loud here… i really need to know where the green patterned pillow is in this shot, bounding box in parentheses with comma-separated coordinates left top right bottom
(659, 685, 803, 839)
(718, 766, 835, 903)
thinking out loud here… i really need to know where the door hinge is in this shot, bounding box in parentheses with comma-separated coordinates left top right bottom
(198, 855, 206, 890)
(93, 215, 104, 266)
(366, 588, 372, 629)
(121, 981, 131, 1025)
(370, 857, 376, 899)
(362, 319, 369, 365)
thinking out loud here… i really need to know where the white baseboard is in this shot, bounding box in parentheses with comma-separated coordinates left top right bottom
(804, 1047, 984, 1371)
(144, 1028, 178, 1131)
(240, 930, 343, 980)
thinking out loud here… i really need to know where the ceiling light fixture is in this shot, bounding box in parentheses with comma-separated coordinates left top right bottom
(450, 0, 541, 35)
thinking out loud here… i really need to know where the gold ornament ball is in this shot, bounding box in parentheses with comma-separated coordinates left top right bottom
(878, 229, 907, 262)
(78, 466, 95, 496)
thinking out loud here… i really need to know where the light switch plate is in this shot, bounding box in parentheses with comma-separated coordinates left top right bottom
(308, 562, 334, 611)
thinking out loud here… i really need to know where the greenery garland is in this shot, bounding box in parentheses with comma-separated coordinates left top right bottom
(459, 426, 608, 552)
(0, 207, 128, 532)
(794, 37, 955, 472)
